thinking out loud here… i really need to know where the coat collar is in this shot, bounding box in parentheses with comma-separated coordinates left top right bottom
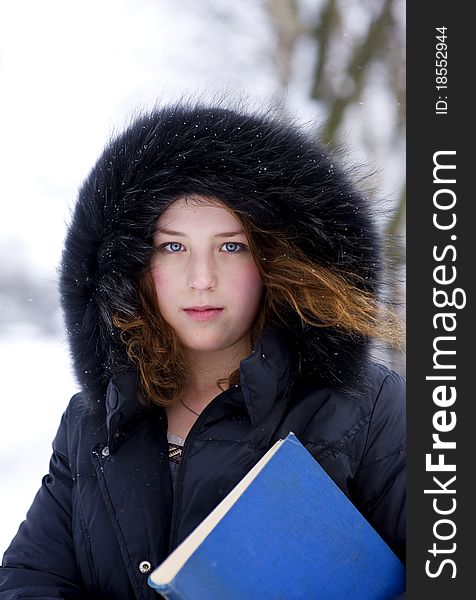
(104, 322, 296, 452)
(105, 370, 145, 454)
(239, 321, 296, 427)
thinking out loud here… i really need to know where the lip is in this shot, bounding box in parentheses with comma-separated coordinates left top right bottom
(185, 305, 222, 311)
(183, 307, 224, 321)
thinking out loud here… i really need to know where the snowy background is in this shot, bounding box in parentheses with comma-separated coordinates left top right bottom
(0, 0, 405, 555)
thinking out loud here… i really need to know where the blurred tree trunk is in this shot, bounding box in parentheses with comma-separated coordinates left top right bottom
(266, 0, 406, 374)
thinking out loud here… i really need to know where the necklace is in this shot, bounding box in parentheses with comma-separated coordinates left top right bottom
(179, 397, 201, 417)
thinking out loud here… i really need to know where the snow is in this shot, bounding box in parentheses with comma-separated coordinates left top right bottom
(0, 332, 77, 557)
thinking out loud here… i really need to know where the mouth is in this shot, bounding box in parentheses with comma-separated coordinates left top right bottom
(185, 305, 222, 311)
(183, 307, 224, 321)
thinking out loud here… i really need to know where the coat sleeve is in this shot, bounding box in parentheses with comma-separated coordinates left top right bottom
(353, 368, 406, 564)
(0, 407, 84, 599)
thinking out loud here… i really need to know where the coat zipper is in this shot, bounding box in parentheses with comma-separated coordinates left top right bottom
(167, 387, 235, 554)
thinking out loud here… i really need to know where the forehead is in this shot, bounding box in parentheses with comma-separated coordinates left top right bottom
(156, 197, 243, 232)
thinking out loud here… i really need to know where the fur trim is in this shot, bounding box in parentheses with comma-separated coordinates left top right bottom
(59, 102, 381, 403)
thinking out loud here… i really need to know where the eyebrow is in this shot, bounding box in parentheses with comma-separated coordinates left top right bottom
(155, 228, 246, 238)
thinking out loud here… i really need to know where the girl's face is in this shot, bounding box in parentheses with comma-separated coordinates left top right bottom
(151, 197, 264, 357)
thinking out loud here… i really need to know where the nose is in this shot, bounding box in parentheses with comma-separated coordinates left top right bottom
(186, 252, 217, 291)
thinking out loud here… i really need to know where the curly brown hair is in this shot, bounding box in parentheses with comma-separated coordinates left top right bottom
(114, 197, 403, 407)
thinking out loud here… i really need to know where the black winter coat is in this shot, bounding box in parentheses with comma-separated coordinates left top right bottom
(1, 103, 406, 598)
(1, 325, 405, 598)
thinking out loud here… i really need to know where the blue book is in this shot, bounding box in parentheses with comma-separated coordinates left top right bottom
(148, 432, 405, 599)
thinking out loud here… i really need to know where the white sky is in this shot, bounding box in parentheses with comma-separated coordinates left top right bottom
(0, 0, 281, 275)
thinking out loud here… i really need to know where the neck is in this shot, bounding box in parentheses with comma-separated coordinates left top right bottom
(184, 335, 250, 399)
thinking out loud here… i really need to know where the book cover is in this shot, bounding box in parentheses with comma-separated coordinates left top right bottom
(148, 432, 405, 599)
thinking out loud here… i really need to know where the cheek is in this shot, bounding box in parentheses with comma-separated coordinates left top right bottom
(150, 266, 176, 306)
(230, 263, 264, 305)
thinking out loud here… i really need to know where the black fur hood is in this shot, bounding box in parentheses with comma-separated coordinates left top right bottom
(59, 102, 382, 404)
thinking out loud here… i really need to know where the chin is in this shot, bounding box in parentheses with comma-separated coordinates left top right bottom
(188, 342, 231, 354)
(180, 334, 238, 354)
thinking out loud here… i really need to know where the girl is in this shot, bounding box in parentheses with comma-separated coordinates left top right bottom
(0, 102, 405, 598)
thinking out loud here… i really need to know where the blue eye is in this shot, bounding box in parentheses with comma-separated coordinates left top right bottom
(158, 241, 245, 254)
(163, 242, 183, 252)
(222, 242, 242, 253)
